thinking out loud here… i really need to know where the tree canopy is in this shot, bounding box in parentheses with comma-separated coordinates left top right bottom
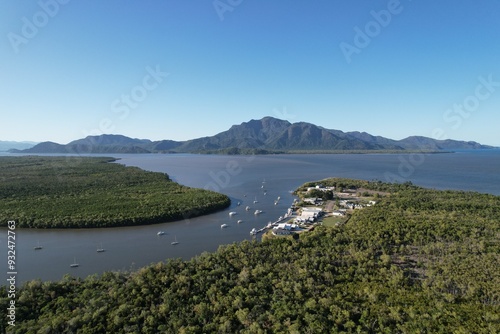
(0, 156, 230, 228)
(1, 178, 499, 333)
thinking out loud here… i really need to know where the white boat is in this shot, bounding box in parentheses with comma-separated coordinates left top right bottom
(96, 243, 105, 253)
(221, 224, 228, 228)
(171, 236, 179, 245)
(237, 220, 243, 224)
(250, 228, 257, 235)
(254, 210, 262, 215)
(253, 197, 258, 204)
(34, 241, 42, 250)
(237, 202, 241, 206)
(157, 231, 165, 236)
(70, 258, 79, 268)
(229, 211, 237, 216)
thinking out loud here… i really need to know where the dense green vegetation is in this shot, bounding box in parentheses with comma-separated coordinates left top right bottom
(296, 177, 414, 193)
(2, 179, 499, 333)
(0, 156, 230, 228)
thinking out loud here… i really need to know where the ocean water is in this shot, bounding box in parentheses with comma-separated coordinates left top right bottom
(1, 150, 499, 283)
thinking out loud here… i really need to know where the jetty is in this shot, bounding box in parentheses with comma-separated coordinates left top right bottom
(250, 206, 295, 235)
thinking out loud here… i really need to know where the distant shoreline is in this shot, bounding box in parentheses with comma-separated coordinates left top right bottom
(5, 148, 463, 155)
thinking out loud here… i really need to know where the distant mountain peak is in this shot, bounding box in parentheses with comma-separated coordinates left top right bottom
(69, 134, 151, 146)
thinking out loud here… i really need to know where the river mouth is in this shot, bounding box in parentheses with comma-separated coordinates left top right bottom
(2, 151, 499, 283)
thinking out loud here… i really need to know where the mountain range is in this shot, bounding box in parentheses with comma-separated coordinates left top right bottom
(0, 141, 38, 152)
(9, 117, 494, 154)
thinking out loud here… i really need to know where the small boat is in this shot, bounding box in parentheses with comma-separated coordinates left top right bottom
(237, 220, 243, 224)
(253, 197, 258, 204)
(221, 224, 228, 228)
(171, 236, 179, 245)
(70, 258, 79, 268)
(245, 206, 250, 211)
(250, 228, 257, 235)
(97, 243, 105, 253)
(237, 202, 241, 206)
(229, 211, 237, 216)
(34, 241, 42, 250)
(157, 231, 165, 236)
(254, 210, 263, 215)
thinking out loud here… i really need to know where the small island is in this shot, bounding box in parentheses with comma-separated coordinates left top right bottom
(0, 156, 230, 228)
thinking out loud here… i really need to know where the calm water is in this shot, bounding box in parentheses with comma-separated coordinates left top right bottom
(2, 150, 500, 283)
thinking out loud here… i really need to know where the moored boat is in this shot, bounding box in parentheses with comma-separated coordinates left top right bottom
(70, 258, 79, 268)
(96, 243, 105, 253)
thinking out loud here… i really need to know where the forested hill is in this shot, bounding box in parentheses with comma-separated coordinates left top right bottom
(3, 180, 499, 333)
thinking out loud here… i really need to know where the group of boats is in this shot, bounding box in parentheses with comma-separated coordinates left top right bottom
(250, 216, 288, 236)
(69, 230, 179, 268)
(224, 180, 293, 236)
(33, 242, 105, 268)
(157, 231, 179, 245)
(50, 180, 284, 269)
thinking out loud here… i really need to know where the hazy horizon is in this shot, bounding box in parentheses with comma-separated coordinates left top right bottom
(2, 1, 500, 146)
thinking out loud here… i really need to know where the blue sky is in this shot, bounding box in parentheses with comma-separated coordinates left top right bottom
(1, 0, 499, 145)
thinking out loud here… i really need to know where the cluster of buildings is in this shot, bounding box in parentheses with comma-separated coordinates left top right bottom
(270, 183, 377, 237)
(271, 206, 324, 236)
(305, 185, 336, 193)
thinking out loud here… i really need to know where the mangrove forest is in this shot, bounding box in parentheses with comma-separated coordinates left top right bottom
(0, 156, 230, 228)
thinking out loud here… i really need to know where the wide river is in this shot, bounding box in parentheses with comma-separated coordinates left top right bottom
(2, 150, 500, 283)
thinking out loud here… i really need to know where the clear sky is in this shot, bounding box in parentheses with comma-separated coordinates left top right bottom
(1, 0, 499, 145)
